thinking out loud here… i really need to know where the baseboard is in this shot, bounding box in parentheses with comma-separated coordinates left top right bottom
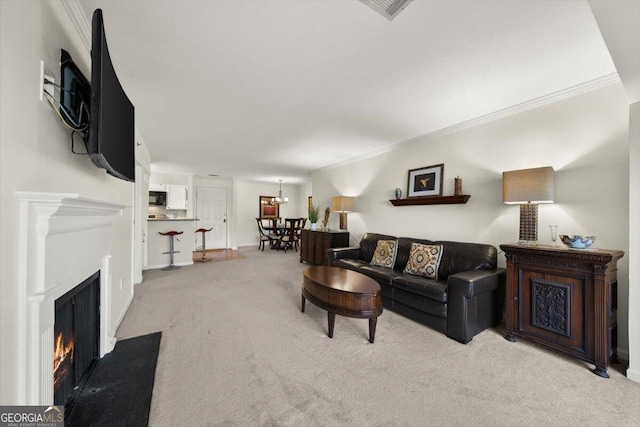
(110, 290, 134, 340)
(134, 271, 143, 284)
(614, 347, 640, 383)
(627, 367, 640, 383)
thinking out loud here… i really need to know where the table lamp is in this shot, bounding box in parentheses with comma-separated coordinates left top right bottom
(331, 196, 355, 230)
(502, 166, 554, 245)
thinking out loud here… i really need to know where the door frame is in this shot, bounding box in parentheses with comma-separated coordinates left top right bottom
(133, 163, 149, 284)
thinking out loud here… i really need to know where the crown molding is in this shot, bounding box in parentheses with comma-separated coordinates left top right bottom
(317, 72, 621, 172)
(61, 0, 91, 51)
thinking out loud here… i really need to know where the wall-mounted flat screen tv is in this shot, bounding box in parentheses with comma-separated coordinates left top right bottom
(87, 8, 135, 182)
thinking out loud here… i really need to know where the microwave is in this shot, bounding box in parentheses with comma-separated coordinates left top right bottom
(149, 191, 166, 206)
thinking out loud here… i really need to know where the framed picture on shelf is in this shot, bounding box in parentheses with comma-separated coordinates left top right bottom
(259, 196, 279, 219)
(407, 164, 444, 197)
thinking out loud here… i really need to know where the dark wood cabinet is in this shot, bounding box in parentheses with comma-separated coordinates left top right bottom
(500, 244, 624, 378)
(300, 229, 350, 265)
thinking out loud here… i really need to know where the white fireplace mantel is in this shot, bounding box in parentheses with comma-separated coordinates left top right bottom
(16, 192, 127, 405)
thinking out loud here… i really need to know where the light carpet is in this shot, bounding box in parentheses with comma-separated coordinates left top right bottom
(117, 247, 640, 427)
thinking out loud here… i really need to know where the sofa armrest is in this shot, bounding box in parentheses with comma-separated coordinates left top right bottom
(447, 268, 506, 298)
(446, 268, 506, 344)
(326, 246, 361, 266)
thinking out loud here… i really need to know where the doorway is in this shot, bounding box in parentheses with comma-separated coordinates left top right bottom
(196, 187, 228, 249)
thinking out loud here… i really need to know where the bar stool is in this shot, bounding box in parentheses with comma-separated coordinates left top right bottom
(159, 231, 183, 271)
(195, 227, 213, 263)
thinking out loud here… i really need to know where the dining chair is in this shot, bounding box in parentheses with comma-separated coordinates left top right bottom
(256, 218, 280, 251)
(267, 217, 281, 230)
(296, 217, 307, 241)
(280, 218, 301, 253)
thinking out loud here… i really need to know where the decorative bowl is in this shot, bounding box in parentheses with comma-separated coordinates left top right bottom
(560, 235, 596, 249)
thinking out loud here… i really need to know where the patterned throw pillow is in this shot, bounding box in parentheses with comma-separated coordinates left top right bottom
(369, 240, 398, 269)
(403, 243, 443, 280)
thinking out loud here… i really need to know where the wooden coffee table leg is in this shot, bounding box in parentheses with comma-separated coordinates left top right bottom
(301, 294, 305, 313)
(369, 317, 377, 343)
(327, 312, 335, 338)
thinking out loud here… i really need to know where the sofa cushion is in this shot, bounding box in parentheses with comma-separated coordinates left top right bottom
(403, 243, 443, 280)
(433, 241, 498, 281)
(359, 233, 397, 262)
(359, 265, 403, 287)
(333, 259, 368, 272)
(393, 275, 448, 303)
(393, 288, 448, 318)
(395, 237, 433, 270)
(369, 240, 398, 269)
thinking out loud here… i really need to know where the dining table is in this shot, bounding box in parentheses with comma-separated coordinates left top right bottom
(262, 221, 285, 249)
(263, 220, 302, 251)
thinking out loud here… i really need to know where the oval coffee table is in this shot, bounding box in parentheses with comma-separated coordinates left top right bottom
(301, 266, 383, 343)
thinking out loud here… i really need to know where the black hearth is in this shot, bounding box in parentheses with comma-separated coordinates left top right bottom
(53, 272, 100, 406)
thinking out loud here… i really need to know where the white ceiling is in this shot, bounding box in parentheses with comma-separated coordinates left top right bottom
(74, 0, 617, 184)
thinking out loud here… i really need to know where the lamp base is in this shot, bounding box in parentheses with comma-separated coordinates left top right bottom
(339, 213, 348, 230)
(518, 203, 538, 244)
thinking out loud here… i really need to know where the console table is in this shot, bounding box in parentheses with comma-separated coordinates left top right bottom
(300, 229, 350, 265)
(500, 244, 624, 378)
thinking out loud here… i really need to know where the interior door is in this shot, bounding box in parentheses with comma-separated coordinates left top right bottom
(196, 187, 227, 249)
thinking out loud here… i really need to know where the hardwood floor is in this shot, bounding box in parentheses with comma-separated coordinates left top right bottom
(192, 249, 245, 263)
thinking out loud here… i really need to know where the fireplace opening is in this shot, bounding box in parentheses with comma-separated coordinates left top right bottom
(53, 272, 100, 406)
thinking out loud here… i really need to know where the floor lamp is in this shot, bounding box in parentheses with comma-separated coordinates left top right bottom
(331, 196, 355, 230)
(502, 166, 555, 245)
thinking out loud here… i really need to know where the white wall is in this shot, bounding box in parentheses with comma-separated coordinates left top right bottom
(312, 84, 632, 357)
(150, 171, 188, 186)
(588, 0, 639, 383)
(0, 1, 135, 403)
(628, 101, 640, 381)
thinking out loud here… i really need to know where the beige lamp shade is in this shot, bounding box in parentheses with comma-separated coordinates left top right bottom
(331, 196, 355, 212)
(502, 166, 555, 244)
(503, 166, 555, 204)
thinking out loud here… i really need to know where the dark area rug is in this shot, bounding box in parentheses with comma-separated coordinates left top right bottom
(65, 332, 162, 427)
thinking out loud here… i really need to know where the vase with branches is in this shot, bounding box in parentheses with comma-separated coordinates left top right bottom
(308, 203, 320, 230)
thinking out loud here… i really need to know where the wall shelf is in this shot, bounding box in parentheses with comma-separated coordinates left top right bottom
(389, 195, 470, 206)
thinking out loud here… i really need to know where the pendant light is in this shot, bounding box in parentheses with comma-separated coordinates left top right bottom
(273, 179, 288, 204)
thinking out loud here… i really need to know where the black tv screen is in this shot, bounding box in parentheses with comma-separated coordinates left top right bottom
(88, 8, 135, 182)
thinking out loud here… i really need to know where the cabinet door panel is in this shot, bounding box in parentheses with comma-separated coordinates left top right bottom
(300, 230, 310, 260)
(166, 184, 187, 210)
(519, 269, 587, 354)
(300, 231, 349, 265)
(312, 235, 323, 265)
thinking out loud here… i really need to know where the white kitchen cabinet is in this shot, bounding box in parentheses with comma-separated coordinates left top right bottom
(166, 184, 187, 210)
(149, 183, 166, 192)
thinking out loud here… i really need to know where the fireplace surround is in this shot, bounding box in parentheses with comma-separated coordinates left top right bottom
(16, 192, 128, 405)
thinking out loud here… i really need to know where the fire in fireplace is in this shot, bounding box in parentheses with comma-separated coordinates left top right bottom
(53, 272, 100, 406)
(53, 332, 75, 391)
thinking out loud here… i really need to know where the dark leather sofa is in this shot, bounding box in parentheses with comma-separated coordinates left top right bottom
(327, 233, 506, 344)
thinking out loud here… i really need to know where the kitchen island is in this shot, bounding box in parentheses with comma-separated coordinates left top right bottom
(147, 218, 198, 270)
